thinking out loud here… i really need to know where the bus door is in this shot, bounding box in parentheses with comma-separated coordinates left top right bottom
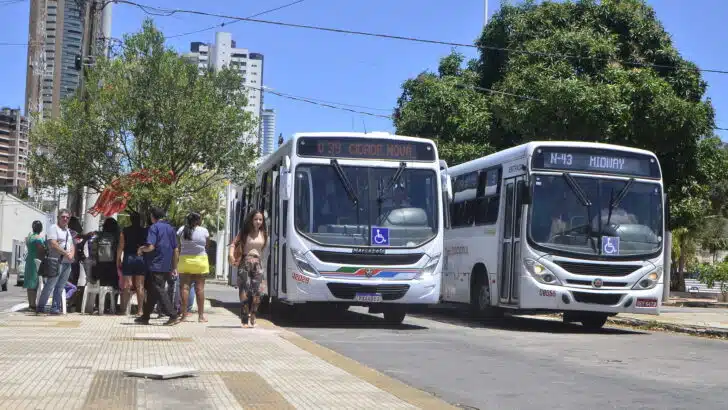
(271, 170, 280, 296)
(499, 174, 525, 305)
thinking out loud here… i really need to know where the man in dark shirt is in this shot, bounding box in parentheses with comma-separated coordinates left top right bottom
(134, 206, 180, 326)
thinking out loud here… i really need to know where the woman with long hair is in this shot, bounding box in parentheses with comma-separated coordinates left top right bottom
(229, 210, 268, 328)
(175, 212, 211, 322)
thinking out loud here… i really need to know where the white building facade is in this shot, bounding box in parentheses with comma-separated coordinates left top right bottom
(260, 108, 276, 156)
(185, 32, 265, 147)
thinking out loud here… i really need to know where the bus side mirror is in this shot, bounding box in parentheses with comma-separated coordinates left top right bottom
(280, 156, 292, 201)
(441, 172, 452, 202)
(519, 181, 532, 205)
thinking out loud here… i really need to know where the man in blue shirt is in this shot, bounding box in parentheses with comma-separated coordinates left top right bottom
(134, 206, 181, 326)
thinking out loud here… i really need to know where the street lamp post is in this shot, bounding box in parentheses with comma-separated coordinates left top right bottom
(484, 0, 489, 27)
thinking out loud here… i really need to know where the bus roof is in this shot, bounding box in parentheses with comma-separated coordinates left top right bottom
(448, 140, 659, 176)
(290, 131, 436, 144)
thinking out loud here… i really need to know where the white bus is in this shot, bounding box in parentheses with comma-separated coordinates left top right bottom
(243, 132, 448, 324)
(442, 141, 665, 329)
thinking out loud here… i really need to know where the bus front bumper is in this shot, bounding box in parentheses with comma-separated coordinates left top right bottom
(285, 272, 440, 305)
(519, 275, 663, 315)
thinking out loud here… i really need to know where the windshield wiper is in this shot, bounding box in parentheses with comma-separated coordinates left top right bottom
(606, 178, 635, 227)
(377, 162, 407, 202)
(330, 159, 359, 206)
(330, 159, 364, 239)
(562, 172, 597, 253)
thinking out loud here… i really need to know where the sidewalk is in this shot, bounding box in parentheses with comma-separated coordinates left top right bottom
(610, 308, 728, 337)
(0, 302, 454, 409)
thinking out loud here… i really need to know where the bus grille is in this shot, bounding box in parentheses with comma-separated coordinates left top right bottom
(554, 261, 641, 277)
(326, 284, 410, 301)
(312, 251, 424, 265)
(571, 292, 624, 305)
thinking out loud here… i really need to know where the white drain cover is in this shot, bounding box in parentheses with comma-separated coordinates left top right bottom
(133, 333, 172, 340)
(125, 366, 197, 379)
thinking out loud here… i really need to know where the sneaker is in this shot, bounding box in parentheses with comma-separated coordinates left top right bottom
(163, 316, 181, 326)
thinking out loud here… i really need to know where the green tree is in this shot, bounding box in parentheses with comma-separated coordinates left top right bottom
(394, 0, 715, 223)
(167, 175, 226, 234)
(394, 53, 493, 165)
(29, 19, 257, 214)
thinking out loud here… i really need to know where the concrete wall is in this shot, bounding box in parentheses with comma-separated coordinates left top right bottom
(0, 193, 47, 255)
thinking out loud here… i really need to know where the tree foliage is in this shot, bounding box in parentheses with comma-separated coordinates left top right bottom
(393, 0, 715, 230)
(29, 19, 257, 212)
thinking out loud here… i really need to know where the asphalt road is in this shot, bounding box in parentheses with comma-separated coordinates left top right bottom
(205, 284, 728, 410)
(0, 272, 28, 312)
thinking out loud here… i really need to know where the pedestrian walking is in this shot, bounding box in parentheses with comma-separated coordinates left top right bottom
(135, 207, 181, 326)
(176, 212, 211, 322)
(37, 209, 75, 315)
(229, 210, 268, 328)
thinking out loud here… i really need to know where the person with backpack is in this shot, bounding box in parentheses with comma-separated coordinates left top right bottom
(90, 217, 121, 312)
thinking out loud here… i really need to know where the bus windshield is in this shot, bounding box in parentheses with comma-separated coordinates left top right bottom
(529, 174, 663, 257)
(293, 164, 439, 247)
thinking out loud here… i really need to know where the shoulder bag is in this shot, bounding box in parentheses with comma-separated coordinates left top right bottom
(39, 229, 69, 278)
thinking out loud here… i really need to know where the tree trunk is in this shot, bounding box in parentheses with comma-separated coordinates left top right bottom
(676, 252, 686, 292)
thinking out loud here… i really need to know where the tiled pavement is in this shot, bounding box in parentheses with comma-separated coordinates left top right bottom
(0, 304, 453, 409)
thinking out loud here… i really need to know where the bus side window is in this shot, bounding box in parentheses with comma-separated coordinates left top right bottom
(294, 171, 311, 232)
(450, 171, 477, 228)
(475, 167, 501, 225)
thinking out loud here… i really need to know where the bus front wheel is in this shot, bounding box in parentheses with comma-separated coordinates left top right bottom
(383, 307, 406, 325)
(580, 314, 608, 330)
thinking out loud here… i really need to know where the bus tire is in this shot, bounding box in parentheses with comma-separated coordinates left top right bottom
(470, 268, 502, 319)
(383, 306, 406, 325)
(580, 314, 608, 330)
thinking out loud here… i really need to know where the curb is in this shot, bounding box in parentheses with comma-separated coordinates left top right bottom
(276, 328, 458, 409)
(249, 312, 458, 409)
(663, 301, 728, 308)
(608, 317, 728, 338)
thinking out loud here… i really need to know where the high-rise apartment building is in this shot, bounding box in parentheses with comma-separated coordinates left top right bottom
(260, 108, 276, 156)
(185, 32, 265, 147)
(26, 0, 83, 120)
(0, 108, 30, 193)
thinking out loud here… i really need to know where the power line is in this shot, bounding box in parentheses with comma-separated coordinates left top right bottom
(165, 0, 305, 40)
(115, 0, 728, 76)
(249, 86, 392, 119)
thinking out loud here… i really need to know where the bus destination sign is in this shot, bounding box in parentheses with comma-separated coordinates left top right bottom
(297, 137, 436, 161)
(532, 148, 660, 178)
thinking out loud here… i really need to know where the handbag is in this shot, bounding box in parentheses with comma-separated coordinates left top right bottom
(40, 229, 69, 278)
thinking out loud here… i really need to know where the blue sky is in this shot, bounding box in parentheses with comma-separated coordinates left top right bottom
(1, 0, 726, 143)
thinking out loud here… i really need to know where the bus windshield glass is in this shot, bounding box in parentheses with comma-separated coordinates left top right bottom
(293, 164, 439, 247)
(529, 174, 663, 257)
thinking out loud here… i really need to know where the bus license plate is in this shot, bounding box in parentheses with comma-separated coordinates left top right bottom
(636, 298, 658, 308)
(355, 293, 382, 303)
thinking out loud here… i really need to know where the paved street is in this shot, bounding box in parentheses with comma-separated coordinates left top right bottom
(206, 284, 728, 410)
(0, 273, 26, 312)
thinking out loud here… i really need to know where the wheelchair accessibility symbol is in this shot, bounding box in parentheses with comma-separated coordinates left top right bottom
(601, 236, 620, 255)
(371, 227, 390, 246)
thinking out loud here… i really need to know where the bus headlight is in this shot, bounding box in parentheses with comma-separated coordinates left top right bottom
(291, 248, 321, 278)
(632, 268, 662, 290)
(524, 258, 562, 285)
(415, 254, 441, 279)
